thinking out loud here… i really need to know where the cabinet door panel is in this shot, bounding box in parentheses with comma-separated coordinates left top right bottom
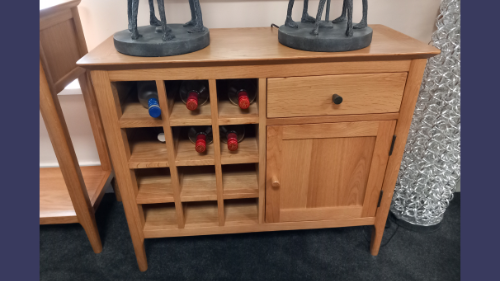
(266, 121, 396, 223)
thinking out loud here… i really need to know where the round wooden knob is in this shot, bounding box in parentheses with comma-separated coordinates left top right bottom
(332, 94, 343, 105)
(271, 176, 280, 188)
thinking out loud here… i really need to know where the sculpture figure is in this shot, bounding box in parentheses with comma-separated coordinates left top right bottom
(332, 0, 368, 29)
(127, 0, 161, 33)
(183, 0, 205, 33)
(285, 0, 331, 28)
(128, 0, 205, 41)
(311, 0, 368, 36)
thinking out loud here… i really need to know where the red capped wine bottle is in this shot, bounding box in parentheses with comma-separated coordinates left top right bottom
(137, 81, 161, 118)
(227, 80, 257, 110)
(220, 126, 245, 151)
(188, 126, 213, 153)
(179, 80, 209, 111)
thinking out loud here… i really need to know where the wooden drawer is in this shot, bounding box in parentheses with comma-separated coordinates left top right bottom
(267, 73, 408, 118)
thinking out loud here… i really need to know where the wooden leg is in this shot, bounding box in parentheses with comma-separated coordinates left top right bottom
(111, 177, 122, 202)
(134, 238, 148, 272)
(81, 216, 103, 254)
(40, 63, 104, 255)
(370, 224, 384, 256)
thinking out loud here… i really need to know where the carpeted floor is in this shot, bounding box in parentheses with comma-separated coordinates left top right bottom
(40, 193, 460, 281)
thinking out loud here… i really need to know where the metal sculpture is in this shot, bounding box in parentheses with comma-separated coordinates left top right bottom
(114, 0, 210, 57)
(278, 0, 372, 52)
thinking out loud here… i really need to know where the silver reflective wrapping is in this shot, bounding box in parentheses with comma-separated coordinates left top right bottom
(391, 0, 460, 226)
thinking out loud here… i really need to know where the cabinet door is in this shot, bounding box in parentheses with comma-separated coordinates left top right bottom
(266, 121, 396, 223)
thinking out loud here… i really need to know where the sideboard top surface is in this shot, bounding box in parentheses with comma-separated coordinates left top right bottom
(78, 25, 439, 69)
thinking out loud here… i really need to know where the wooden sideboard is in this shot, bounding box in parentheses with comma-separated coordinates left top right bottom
(78, 26, 439, 271)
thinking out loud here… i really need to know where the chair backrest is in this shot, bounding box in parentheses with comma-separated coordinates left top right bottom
(40, 0, 87, 95)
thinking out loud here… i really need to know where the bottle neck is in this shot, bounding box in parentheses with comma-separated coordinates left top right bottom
(238, 90, 250, 109)
(186, 91, 199, 111)
(195, 133, 207, 153)
(226, 132, 238, 151)
(148, 98, 161, 118)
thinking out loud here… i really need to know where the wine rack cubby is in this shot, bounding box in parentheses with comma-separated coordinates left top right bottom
(107, 78, 266, 238)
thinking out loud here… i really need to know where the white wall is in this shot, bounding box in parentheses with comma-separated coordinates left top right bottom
(40, 0, 442, 168)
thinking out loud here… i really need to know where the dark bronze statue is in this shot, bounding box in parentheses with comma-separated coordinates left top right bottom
(312, 0, 368, 36)
(285, 0, 332, 28)
(278, 0, 372, 52)
(128, 0, 204, 41)
(184, 0, 205, 33)
(332, 0, 368, 29)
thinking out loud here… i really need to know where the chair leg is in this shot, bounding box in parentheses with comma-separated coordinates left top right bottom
(81, 215, 103, 254)
(111, 177, 122, 202)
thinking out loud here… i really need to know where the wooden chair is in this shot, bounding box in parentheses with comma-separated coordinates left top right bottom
(39, 0, 119, 253)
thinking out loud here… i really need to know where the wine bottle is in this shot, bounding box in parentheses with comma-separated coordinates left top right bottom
(137, 81, 161, 118)
(179, 80, 209, 111)
(220, 126, 245, 151)
(188, 126, 213, 153)
(227, 80, 257, 110)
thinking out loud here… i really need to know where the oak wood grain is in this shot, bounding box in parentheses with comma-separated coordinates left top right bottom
(267, 73, 407, 118)
(370, 59, 428, 256)
(78, 26, 439, 69)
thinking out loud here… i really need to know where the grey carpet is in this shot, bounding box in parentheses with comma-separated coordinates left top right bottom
(40, 193, 460, 281)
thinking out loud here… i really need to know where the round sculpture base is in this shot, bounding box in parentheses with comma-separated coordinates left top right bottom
(113, 24, 210, 57)
(278, 21, 373, 52)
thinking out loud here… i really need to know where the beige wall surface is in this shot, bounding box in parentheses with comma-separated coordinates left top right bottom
(39, 0, 441, 167)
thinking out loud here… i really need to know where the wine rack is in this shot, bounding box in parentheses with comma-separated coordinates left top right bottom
(109, 78, 266, 236)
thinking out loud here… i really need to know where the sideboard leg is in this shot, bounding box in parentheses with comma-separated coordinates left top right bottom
(133, 238, 148, 272)
(370, 224, 384, 256)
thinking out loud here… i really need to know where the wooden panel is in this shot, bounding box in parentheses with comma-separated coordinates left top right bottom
(257, 78, 267, 224)
(184, 202, 219, 228)
(144, 216, 375, 238)
(90, 70, 148, 271)
(280, 206, 363, 222)
(169, 101, 212, 126)
(135, 169, 174, 204)
(265, 126, 283, 223)
(156, 80, 185, 229)
(120, 101, 164, 128)
(78, 26, 439, 69)
(40, 166, 110, 224)
(208, 79, 225, 226)
(267, 113, 399, 126)
(143, 203, 178, 232)
(175, 138, 215, 166)
(40, 20, 81, 85)
(222, 165, 259, 199)
(371, 59, 428, 256)
(279, 137, 376, 209)
(220, 135, 259, 164)
(361, 121, 397, 217)
(282, 121, 380, 140)
(128, 130, 169, 169)
(218, 100, 259, 125)
(40, 8, 73, 30)
(179, 167, 218, 202)
(107, 60, 411, 81)
(225, 199, 259, 226)
(268, 73, 407, 118)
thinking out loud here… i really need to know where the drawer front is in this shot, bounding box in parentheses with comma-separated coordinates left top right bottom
(267, 73, 408, 118)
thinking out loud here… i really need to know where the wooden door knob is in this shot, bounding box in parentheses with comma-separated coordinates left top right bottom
(271, 176, 280, 188)
(332, 94, 343, 104)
